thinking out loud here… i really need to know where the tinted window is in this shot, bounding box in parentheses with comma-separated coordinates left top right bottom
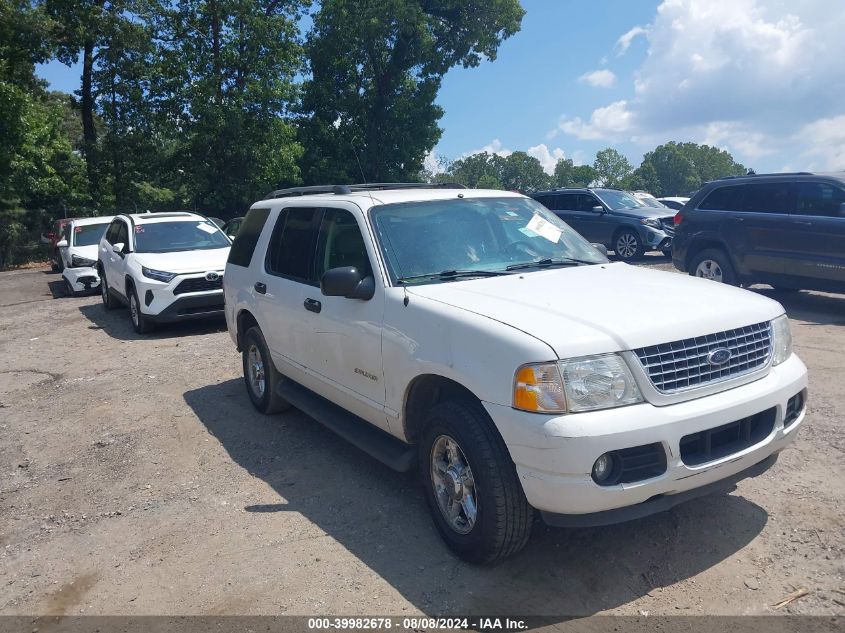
(105, 221, 121, 244)
(228, 209, 270, 267)
(73, 223, 109, 247)
(741, 183, 791, 213)
(266, 207, 319, 281)
(578, 194, 602, 211)
(554, 194, 577, 211)
(114, 221, 129, 250)
(699, 185, 744, 211)
(533, 195, 553, 209)
(314, 209, 372, 279)
(795, 182, 845, 218)
(133, 221, 229, 253)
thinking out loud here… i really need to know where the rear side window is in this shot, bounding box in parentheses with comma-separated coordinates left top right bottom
(266, 207, 320, 281)
(699, 185, 744, 211)
(794, 182, 845, 218)
(227, 208, 270, 267)
(533, 195, 552, 209)
(741, 183, 791, 214)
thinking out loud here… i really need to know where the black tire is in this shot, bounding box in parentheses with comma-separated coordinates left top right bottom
(128, 286, 154, 334)
(689, 248, 738, 286)
(242, 326, 291, 414)
(661, 247, 673, 258)
(419, 399, 533, 564)
(99, 265, 119, 310)
(64, 278, 77, 298)
(613, 229, 644, 261)
(55, 251, 64, 273)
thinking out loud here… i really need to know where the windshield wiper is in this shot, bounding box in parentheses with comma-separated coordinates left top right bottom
(505, 257, 596, 271)
(398, 269, 513, 284)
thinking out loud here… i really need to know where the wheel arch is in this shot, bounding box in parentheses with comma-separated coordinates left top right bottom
(235, 308, 259, 352)
(402, 374, 488, 446)
(685, 237, 733, 271)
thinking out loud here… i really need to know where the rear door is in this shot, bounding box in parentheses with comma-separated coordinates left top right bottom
(552, 193, 589, 237)
(735, 182, 793, 279)
(787, 180, 845, 290)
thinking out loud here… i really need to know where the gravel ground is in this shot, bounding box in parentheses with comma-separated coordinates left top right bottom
(0, 256, 843, 620)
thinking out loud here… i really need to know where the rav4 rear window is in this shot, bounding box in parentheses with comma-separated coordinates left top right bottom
(228, 208, 270, 267)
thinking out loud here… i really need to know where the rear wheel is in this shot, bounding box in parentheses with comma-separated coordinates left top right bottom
(242, 326, 291, 414)
(614, 229, 644, 261)
(690, 248, 738, 285)
(129, 286, 154, 334)
(419, 399, 532, 564)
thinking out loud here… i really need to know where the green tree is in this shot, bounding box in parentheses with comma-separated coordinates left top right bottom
(447, 152, 503, 188)
(638, 142, 747, 196)
(299, 0, 525, 184)
(570, 164, 598, 187)
(551, 157, 573, 187)
(593, 148, 632, 188)
(499, 151, 548, 192)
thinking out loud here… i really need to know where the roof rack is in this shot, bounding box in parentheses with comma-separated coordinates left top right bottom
(263, 182, 467, 200)
(717, 172, 813, 180)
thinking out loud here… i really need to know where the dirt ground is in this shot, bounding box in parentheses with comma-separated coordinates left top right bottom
(1, 256, 843, 621)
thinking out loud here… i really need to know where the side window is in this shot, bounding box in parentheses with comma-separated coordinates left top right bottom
(105, 221, 120, 244)
(314, 209, 372, 280)
(227, 208, 270, 267)
(532, 195, 552, 209)
(555, 194, 576, 211)
(741, 183, 791, 214)
(266, 207, 320, 282)
(114, 221, 129, 250)
(699, 185, 744, 211)
(580, 194, 601, 211)
(794, 182, 845, 218)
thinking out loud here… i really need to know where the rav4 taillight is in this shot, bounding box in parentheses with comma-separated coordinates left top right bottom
(673, 212, 683, 226)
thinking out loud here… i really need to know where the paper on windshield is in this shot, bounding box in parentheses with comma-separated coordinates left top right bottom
(196, 222, 217, 234)
(526, 215, 562, 243)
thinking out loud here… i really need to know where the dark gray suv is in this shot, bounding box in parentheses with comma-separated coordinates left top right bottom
(532, 188, 675, 261)
(672, 172, 845, 293)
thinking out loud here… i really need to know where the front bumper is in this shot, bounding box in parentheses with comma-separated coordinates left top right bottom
(62, 266, 101, 292)
(642, 227, 672, 251)
(483, 353, 807, 519)
(134, 272, 224, 323)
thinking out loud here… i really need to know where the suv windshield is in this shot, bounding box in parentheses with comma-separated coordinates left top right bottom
(133, 220, 230, 253)
(73, 223, 109, 247)
(595, 190, 647, 211)
(371, 197, 606, 284)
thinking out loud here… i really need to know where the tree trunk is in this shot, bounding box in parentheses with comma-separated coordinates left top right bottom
(81, 38, 99, 200)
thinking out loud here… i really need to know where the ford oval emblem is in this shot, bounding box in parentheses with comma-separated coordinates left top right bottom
(205, 271, 220, 282)
(708, 347, 732, 367)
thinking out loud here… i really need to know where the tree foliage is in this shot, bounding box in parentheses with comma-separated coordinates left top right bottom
(592, 148, 632, 188)
(446, 151, 549, 192)
(635, 142, 747, 196)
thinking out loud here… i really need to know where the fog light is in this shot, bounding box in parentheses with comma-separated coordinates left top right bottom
(592, 453, 614, 484)
(145, 290, 154, 306)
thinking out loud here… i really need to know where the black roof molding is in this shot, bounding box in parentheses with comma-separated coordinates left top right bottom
(263, 182, 467, 200)
(716, 172, 813, 180)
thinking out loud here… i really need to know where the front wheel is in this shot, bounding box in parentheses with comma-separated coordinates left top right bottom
(99, 266, 119, 310)
(420, 400, 532, 564)
(242, 326, 291, 414)
(129, 287, 154, 334)
(614, 230, 644, 261)
(689, 248, 738, 285)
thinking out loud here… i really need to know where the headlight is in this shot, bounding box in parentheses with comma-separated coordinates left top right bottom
(514, 354, 643, 414)
(70, 254, 96, 268)
(640, 218, 661, 229)
(142, 266, 177, 283)
(771, 314, 792, 366)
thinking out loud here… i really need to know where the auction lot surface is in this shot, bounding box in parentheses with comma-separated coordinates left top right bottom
(1, 258, 843, 618)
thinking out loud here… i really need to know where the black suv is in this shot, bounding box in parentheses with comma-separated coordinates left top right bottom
(672, 172, 845, 293)
(531, 188, 675, 261)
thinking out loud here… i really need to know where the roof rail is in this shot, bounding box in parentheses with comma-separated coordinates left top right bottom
(263, 182, 467, 200)
(717, 171, 813, 180)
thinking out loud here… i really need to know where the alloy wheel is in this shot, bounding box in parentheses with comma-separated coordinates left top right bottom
(695, 259, 724, 282)
(247, 344, 265, 398)
(430, 434, 478, 535)
(616, 233, 638, 259)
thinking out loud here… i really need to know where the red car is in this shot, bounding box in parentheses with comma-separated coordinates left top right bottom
(42, 218, 75, 272)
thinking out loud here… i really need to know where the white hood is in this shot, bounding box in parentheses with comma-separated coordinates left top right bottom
(407, 263, 784, 359)
(133, 247, 230, 274)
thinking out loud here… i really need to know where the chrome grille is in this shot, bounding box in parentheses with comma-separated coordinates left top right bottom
(634, 321, 772, 393)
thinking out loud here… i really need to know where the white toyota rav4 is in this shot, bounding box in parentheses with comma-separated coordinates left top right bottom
(224, 184, 808, 563)
(98, 212, 231, 334)
(57, 216, 114, 296)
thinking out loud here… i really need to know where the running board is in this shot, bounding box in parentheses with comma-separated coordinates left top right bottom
(276, 379, 416, 472)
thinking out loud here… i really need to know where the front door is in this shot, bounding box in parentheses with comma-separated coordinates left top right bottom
(303, 207, 387, 428)
(786, 180, 845, 291)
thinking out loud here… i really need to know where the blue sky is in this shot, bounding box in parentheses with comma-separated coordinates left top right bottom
(37, 0, 845, 175)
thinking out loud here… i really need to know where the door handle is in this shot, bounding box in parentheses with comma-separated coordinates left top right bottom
(254, 282, 267, 295)
(303, 298, 322, 313)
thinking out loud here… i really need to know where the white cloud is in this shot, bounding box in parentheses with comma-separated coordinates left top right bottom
(578, 69, 617, 88)
(615, 26, 647, 55)
(552, 101, 634, 141)
(550, 0, 845, 169)
(462, 138, 512, 159)
(423, 151, 444, 174)
(527, 144, 566, 174)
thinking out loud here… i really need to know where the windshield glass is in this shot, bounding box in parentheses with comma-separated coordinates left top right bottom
(133, 221, 231, 253)
(371, 197, 606, 284)
(594, 190, 647, 211)
(73, 223, 109, 247)
(633, 194, 666, 208)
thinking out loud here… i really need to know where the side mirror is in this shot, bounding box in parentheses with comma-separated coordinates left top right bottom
(56, 239, 68, 248)
(591, 205, 605, 214)
(592, 243, 608, 257)
(112, 242, 126, 255)
(321, 266, 375, 300)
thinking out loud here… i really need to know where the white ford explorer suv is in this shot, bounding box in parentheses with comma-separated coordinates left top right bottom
(98, 212, 231, 334)
(56, 216, 114, 296)
(223, 184, 807, 563)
